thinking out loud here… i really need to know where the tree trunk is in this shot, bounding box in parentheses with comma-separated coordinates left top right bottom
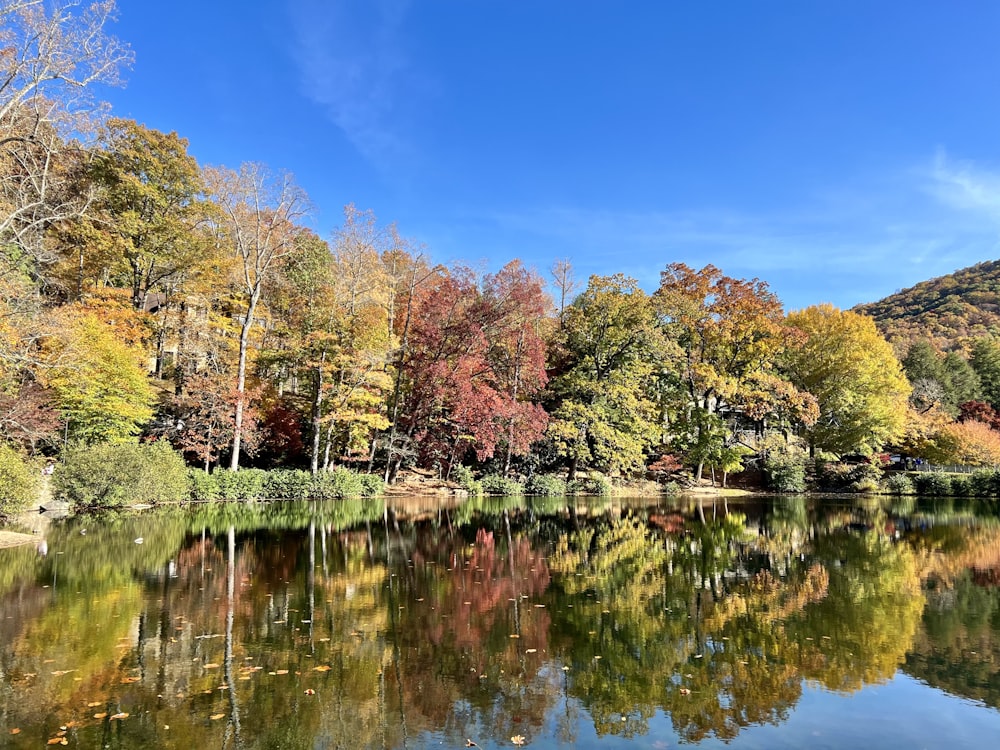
(310, 364, 324, 474)
(229, 291, 260, 471)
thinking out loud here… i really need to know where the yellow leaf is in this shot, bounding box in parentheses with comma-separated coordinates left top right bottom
(210, 713, 225, 720)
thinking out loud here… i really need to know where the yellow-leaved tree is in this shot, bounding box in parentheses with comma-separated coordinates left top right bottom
(783, 304, 911, 456)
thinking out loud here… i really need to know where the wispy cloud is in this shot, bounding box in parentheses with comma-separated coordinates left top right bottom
(288, 0, 415, 168)
(425, 156, 1000, 311)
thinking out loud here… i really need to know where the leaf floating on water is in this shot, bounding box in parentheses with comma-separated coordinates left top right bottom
(312, 665, 331, 672)
(680, 688, 691, 696)
(275, 669, 289, 675)
(10, 728, 20, 734)
(465, 740, 478, 748)
(525, 649, 537, 654)
(210, 713, 225, 720)
(87, 702, 102, 707)
(509, 634, 520, 639)
(93, 713, 107, 719)
(303, 688, 316, 695)
(120, 676, 140, 683)
(50, 670, 76, 676)
(511, 735, 526, 746)
(47, 738, 67, 746)
(203, 663, 220, 669)
(110, 713, 128, 720)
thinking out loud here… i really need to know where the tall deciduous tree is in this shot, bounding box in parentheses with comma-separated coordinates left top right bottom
(39, 304, 155, 444)
(783, 304, 911, 456)
(655, 263, 801, 478)
(546, 274, 663, 478)
(206, 163, 310, 470)
(0, 0, 131, 261)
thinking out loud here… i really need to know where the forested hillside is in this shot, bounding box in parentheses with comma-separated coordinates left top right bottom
(854, 260, 1000, 354)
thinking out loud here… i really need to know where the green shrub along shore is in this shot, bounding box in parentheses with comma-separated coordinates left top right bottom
(7, 441, 1000, 518)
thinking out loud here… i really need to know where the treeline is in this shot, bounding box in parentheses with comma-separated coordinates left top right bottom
(4, 2, 1000, 513)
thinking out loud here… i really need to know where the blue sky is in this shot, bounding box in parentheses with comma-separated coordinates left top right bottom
(104, 1, 1000, 310)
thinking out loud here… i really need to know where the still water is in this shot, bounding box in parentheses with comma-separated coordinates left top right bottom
(1, 495, 1000, 749)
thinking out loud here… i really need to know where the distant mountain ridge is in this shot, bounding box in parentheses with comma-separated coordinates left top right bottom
(853, 259, 1000, 353)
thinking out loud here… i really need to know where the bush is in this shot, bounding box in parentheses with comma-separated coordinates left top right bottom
(357, 472, 384, 498)
(263, 469, 313, 499)
(310, 468, 363, 499)
(524, 474, 567, 497)
(451, 465, 482, 496)
(764, 453, 806, 493)
(480, 474, 525, 496)
(970, 470, 998, 498)
(950, 475, 973, 498)
(567, 474, 612, 496)
(55, 441, 188, 509)
(913, 471, 952, 497)
(880, 473, 914, 496)
(212, 468, 268, 500)
(187, 468, 220, 501)
(0, 444, 39, 516)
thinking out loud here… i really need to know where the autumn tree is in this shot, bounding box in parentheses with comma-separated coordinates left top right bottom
(970, 337, 1000, 409)
(654, 263, 805, 478)
(39, 304, 155, 443)
(783, 305, 911, 456)
(206, 163, 310, 470)
(546, 274, 663, 478)
(0, 0, 131, 261)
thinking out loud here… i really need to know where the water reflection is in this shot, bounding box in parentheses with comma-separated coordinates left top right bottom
(0, 495, 999, 748)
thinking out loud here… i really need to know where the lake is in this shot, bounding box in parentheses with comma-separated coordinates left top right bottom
(1, 494, 999, 749)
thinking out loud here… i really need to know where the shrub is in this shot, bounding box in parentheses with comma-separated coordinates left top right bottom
(567, 474, 612, 496)
(764, 453, 806, 493)
(480, 474, 525, 496)
(913, 471, 952, 497)
(970, 470, 998, 498)
(55, 441, 188, 509)
(880, 473, 914, 496)
(213, 468, 268, 500)
(451, 465, 482, 496)
(357, 472, 384, 498)
(187, 469, 220, 501)
(310, 468, 363, 499)
(0, 444, 39, 516)
(950, 475, 973, 498)
(524, 474, 567, 497)
(263, 469, 313, 499)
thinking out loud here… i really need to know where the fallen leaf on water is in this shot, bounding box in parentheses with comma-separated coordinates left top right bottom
(465, 740, 478, 747)
(525, 649, 537, 654)
(94, 712, 107, 719)
(120, 676, 140, 684)
(511, 735, 526, 746)
(303, 689, 316, 695)
(509, 634, 520, 638)
(50, 669, 76, 676)
(110, 713, 128, 720)
(87, 702, 102, 707)
(10, 728, 20, 734)
(679, 688, 691, 696)
(47, 738, 67, 746)
(210, 713, 225, 720)
(203, 663, 220, 669)
(275, 669, 289, 675)
(312, 665, 331, 672)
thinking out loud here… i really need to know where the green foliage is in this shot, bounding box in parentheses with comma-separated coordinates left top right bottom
(880, 472, 914, 496)
(523, 473, 567, 496)
(763, 452, 807, 492)
(912, 471, 953, 497)
(969, 470, 999, 497)
(567, 474, 612, 496)
(480, 473, 525, 496)
(187, 467, 384, 501)
(949, 474, 972, 498)
(55, 441, 188, 509)
(0, 444, 39, 515)
(451, 464, 483, 496)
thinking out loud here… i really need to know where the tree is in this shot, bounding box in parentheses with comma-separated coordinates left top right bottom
(206, 163, 310, 470)
(81, 118, 211, 311)
(783, 305, 911, 456)
(0, 0, 131, 261)
(39, 305, 155, 444)
(550, 258, 580, 328)
(654, 263, 803, 478)
(901, 340, 980, 415)
(546, 274, 663, 478)
(925, 419, 1000, 466)
(970, 338, 1000, 409)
